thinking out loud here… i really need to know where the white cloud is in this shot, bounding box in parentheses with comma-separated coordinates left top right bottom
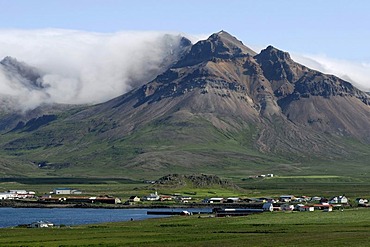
(0, 29, 190, 110)
(0, 29, 369, 112)
(291, 53, 370, 92)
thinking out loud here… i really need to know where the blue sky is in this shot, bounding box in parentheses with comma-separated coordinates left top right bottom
(1, 0, 369, 60)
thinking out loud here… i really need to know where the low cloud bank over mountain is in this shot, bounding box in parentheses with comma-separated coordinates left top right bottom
(292, 54, 370, 92)
(0, 29, 368, 111)
(0, 29, 191, 110)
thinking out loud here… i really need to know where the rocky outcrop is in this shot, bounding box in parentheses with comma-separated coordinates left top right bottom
(155, 174, 239, 189)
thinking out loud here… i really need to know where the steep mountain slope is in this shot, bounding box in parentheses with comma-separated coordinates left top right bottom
(0, 31, 369, 178)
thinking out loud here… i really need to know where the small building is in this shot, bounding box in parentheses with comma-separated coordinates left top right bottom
(296, 204, 314, 212)
(280, 204, 294, 211)
(89, 196, 121, 204)
(29, 221, 54, 228)
(179, 196, 192, 202)
(262, 202, 274, 212)
(208, 197, 224, 203)
(279, 195, 295, 202)
(355, 198, 368, 204)
(226, 197, 240, 203)
(314, 204, 333, 211)
(1, 190, 35, 199)
(53, 188, 82, 195)
(257, 197, 276, 203)
(0, 193, 13, 200)
(293, 197, 306, 203)
(128, 196, 141, 202)
(144, 191, 160, 201)
(329, 195, 348, 204)
(160, 195, 173, 201)
(8, 190, 27, 195)
(310, 196, 322, 202)
(8, 190, 36, 199)
(267, 174, 274, 177)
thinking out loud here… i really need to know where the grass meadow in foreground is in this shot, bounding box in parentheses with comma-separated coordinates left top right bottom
(0, 208, 369, 246)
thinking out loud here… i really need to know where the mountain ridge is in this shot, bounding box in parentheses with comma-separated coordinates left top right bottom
(0, 30, 369, 178)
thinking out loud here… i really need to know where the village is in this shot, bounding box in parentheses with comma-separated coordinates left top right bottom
(1, 187, 369, 213)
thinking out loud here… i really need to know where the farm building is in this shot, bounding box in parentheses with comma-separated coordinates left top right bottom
(89, 197, 121, 204)
(280, 204, 294, 211)
(53, 188, 82, 195)
(296, 204, 315, 212)
(0, 193, 13, 200)
(226, 197, 240, 203)
(128, 196, 141, 202)
(206, 198, 224, 203)
(279, 195, 295, 202)
(160, 195, 173, 201)
(144, 191, 160, 201)
(355, 198, 368, 204)
(329, 195, 348, 204)
(314, 204, 333, 211)
(262, 202, 274, 212)
(0, 190, 35, 199)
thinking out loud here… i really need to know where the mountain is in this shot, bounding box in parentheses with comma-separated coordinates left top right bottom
(0, 31, 369, 178)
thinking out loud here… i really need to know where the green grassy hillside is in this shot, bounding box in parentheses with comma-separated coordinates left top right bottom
(0, 107, 369, 180)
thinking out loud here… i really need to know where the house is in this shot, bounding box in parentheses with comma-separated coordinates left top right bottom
(8, 190, 36, 199)
(0, 190, 36, 199)
(280, 204, 294, 211)
(355, 198, 368, 204)
(310, 196, 322, 202)
(0, 193, 13, 200)
(29, 221, 54, 228)
(203, 197, 224, 203)
(293, 197, 306, 203)
(53, 188, 82, 195)
(174, 195, 191, 203)
(179, 196, 192, 202)
(128, 196, 141, 202)
(208, 198, 224, 203)
(261, 197, 277, 203)
(279, 195, 295, 202)
(160, 195, 173, 201)
(262, 202, 274, 212)
(144, 191, 160, 201)
(329, 195, 348, 204)
(38, 195, 64, 203)
(89, 196, 121, 204)
(314, 204, 333, 211)
(226, 197, 240, 203)
(296, 204, 314, 212)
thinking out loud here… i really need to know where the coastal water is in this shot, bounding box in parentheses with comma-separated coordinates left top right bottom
(0, 207, 211, 228)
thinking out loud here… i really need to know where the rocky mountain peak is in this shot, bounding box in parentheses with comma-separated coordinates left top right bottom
(255, 45, 292, 62)
(253, 46, 297, 82)
(174, 30, 256, 68)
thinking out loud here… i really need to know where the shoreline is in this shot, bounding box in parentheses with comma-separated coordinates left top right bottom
(0, 200, 263, 209)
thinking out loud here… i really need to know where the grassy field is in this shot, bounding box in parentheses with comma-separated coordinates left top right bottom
(0, 208, 369, 246)
(1, 173, 370, 200)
